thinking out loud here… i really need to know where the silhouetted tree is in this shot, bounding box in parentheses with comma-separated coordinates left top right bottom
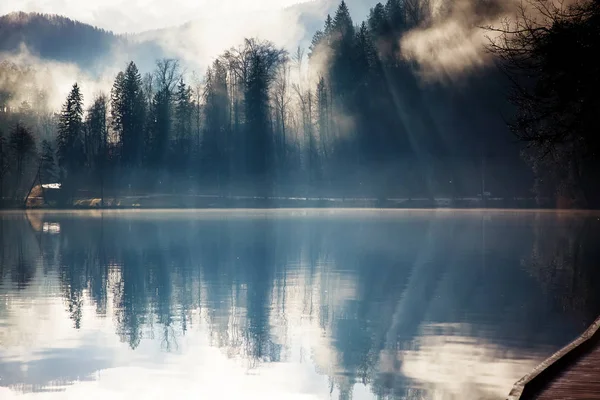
(57, 83, 84, 177)
(173, 78, 193, 171)
(9, 123, 36, 197)
(0, 133, 9, 201)
(201, 60, 230, 189)
(85, 94, 108, 170)
(222, 39, 287, 191)
(486, 0, 600, 207)
(40, 139, 58, 184)
(148, 59, 180, 171)
(111, 62, 145, 169)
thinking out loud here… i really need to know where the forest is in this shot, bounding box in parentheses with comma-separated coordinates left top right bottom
(0, 0, 598, 208)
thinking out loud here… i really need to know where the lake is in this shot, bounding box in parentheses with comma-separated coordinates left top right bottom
(1, 209, 599, 399)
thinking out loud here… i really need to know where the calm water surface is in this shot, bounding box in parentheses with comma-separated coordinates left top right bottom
(1, 209, 599, 399)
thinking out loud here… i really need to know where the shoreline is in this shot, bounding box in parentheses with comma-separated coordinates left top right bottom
(16, 194, 548, 210)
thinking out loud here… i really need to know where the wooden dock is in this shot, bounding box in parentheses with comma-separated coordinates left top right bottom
(507, 316, 600, 399)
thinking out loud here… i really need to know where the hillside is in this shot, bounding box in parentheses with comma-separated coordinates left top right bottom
(0, 12, 164, 73)
(0, 1, 380, 72)
(0, 12, 121, 69)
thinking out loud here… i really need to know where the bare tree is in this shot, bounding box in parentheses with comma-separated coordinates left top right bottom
(154, 59, 181, 94)
(272, 62, 292, 158)
(485, 0, 600, 206)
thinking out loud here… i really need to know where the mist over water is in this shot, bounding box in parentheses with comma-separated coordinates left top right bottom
(1, 210, 599, 399)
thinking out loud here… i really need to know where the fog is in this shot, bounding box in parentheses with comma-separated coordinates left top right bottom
(0, 0, 316, 33)
(400, 0, 579, 81)
(0, 1, 378, 109)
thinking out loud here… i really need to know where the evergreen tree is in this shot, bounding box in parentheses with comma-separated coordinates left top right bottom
(385, 0, 407, 32)
(0, 133, 9, 200)
(330, 1, 356, 103)
(9, 123, 36, 196)
(85, 94, 108, 170)
(111, 62, 145, 168)
(368, 3, 391, 43)
(201, 60, 229, 187)
(174, 78, 193, 170)
(148, 59, 180, 169)
(57, 83, 84, 176)
(325, 14, 333, 35)
(316, 77, 329, 158)
(309, 30, 325, 59)
(148, 87, 171, 168)
(40, 139, 58, 184)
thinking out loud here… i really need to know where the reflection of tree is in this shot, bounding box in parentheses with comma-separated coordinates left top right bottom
(113, 249, 148, 349)
(242, 220, 277, 364)
(523, 213, 600, 323)
(3, 212, 599, 398)
(0, 215, 39, 289)
(88, 216, 108, 315)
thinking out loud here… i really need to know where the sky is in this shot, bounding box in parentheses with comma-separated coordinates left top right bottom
(0, 0, 315, 33)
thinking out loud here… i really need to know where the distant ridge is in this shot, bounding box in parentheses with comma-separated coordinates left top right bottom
(0, 12, 120, 67)
(0, 12, 165, 72)
(0, 1, 380, 72)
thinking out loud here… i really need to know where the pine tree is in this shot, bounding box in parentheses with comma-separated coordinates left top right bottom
(40, 139, 58, 184)
(316, 77, 329, 158)
(85, 94, 108, 170)
(111, 62, 145, 168)
(174, 78, 193, 170)
(202, 60, 230, 186)
(324, 14, 333, 36)
(368, 3, 391, 41)
(0, 133, 9, 201)
(333, 1, 354, 37)
(9, 123, 36, 197)
(385, 0, 406, 31)
(309, 30, 325, 59)
(148, 87, 170, 168)
(330, 1, 357, 101)
(57, 83, 84, 175)
(355, 22, 377, 80)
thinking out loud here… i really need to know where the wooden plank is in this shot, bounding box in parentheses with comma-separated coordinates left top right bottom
(535, 344, 600, 399)
(507, 316, 600, 399)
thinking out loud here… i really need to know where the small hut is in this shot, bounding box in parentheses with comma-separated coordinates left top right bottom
(26, 183, 61, 207)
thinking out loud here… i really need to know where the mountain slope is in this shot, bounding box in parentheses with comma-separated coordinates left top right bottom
(0, 12, 120, 69)
(0, 12, 165, 73)
(0, 1, 381, 73)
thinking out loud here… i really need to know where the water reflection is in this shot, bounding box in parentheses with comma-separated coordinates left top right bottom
(0, 210, 599, 399)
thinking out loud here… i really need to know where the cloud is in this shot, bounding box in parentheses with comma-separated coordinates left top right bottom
(143, 6, 322, 71)
(0, 1, 334, 109)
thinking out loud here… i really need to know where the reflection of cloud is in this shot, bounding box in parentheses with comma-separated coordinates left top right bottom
(0, 256, 353, 399)
(397, 323, 543, 400)
(0, 274, 119, 354)
(0, 273, 121, 391)
(0, 324, 336, 400)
